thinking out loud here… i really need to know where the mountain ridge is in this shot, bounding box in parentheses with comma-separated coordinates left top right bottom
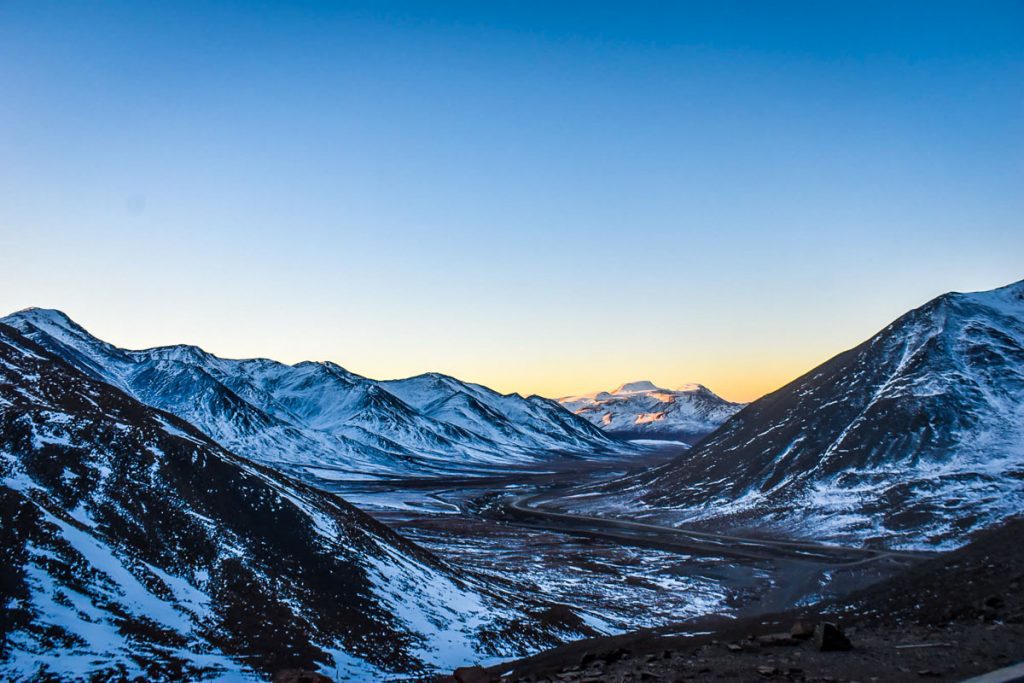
(590, 279, 1024, 549)
(0, 321, 587, 680)
(2, 308, 630, 480)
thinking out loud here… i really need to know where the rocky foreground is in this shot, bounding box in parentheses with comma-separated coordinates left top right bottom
(446, 518, 1024, 682)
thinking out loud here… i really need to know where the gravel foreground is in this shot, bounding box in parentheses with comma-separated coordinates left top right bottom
(444, 518, 1024, 683)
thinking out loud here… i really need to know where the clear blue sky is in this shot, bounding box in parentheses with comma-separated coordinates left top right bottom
(1, 1, 1021, 401)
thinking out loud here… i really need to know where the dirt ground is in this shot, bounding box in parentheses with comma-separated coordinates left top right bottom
(460, 518, 1024, 683)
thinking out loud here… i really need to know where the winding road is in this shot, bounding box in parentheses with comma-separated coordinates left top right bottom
(498, 491, 929, 567)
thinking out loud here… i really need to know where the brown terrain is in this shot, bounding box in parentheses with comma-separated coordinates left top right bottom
(443, 517, 1024, 683)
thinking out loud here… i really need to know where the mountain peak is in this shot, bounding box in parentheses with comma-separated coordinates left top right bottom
(630, 276, 1024, 549)
(560, 380, 742, 444)
(2, 308, 100, 346)
(613, 380, 664, 394)
(960, 276, 1024, 311)
(6, 306, 77, 328)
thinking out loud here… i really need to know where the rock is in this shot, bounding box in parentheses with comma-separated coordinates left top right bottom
(534, 604, 589, 631)
(600, 647, 630, 664)
(790, 620, 815, 640)
(272, 671, 332, 683)
(982, 595, 1004, 610)
(757, 665, 780, 676)
(813, 622, 852, 651)
(758, 632, 799, 646)
(454, 665, 492, 683)
(727, 643, 743, 652)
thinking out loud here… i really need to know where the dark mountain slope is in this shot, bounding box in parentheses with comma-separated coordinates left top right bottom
(597, 280, 1024, 549)
(0, 323, 584, 681)
(490, 517, 1024, 683)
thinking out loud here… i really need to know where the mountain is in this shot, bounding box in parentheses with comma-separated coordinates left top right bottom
(559, 381, 743, 444)
(1, 309, 627, 480)
(0, 322, 588, 681)
(610, 280, 1024, 549)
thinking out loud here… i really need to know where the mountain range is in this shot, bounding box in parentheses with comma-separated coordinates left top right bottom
(1, 309, 628, 482)
(0, 321, 589, 681)
(4, 278, 1023, 679)
(559, 380, 743, 444)
(594, 279, 1024, 549)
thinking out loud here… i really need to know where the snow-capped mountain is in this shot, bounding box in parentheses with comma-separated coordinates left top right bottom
(613, 279, 1024, 549)
(559, 380, 743, 444)
(1, 309, 627, 480)
(0, 322, 588, 681)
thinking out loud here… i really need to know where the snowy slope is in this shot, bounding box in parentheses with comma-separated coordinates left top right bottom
(1, 310, 628, 479)
(560, 381, 742, 444)
(607, 280, 1024, 550)
(0, 323, 589, 681)
(382, 373, 616, 453)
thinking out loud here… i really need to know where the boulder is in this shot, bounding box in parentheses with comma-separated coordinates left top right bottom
(453, 665, 492, 683)
(813, 622, 852, 651)
(790, 620, 815, 640)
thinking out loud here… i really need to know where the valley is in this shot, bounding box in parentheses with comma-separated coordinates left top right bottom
(317, 445, 922, 642)
(2, 279, 1022, 681)
(7, 4, 1023, 680)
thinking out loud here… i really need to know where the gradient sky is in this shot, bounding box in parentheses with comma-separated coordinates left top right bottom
(1, 1, 1022, 402)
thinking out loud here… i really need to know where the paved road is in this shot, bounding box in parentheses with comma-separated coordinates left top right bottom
(500, 491, 929, 567)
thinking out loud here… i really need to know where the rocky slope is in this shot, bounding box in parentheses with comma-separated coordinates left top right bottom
(559, 381, 742, 444)
(0, 323, 588, 681)
(486, 517, 1024, 683)
(591, 280, 1024, 549)
(1, 309, 627, 481)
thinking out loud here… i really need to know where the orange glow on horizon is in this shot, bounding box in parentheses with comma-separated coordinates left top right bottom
(444, 352, 834, 406)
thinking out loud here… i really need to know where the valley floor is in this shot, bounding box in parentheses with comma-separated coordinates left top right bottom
(307, 445, 939, 677)
(485, 517, 1024, 682)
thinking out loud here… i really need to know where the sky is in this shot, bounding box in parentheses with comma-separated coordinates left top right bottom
(1, 1, 1021, 403)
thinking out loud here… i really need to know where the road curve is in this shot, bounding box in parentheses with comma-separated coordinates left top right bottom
(500, 492, 929, 566)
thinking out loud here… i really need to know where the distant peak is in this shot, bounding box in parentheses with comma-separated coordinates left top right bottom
(986, 277, 1024, 303)
(291, 360, 362, 382)
(7, 307, 75, 325)
(322, 360, 357, 375)
(3, 307, 93, 339)
(613, 380, 664, 394)
(145, 343, 210, 362)
(408, 371, 451, 383)
(676, 383, 710, 393)
(947, 277, 1024, 314)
